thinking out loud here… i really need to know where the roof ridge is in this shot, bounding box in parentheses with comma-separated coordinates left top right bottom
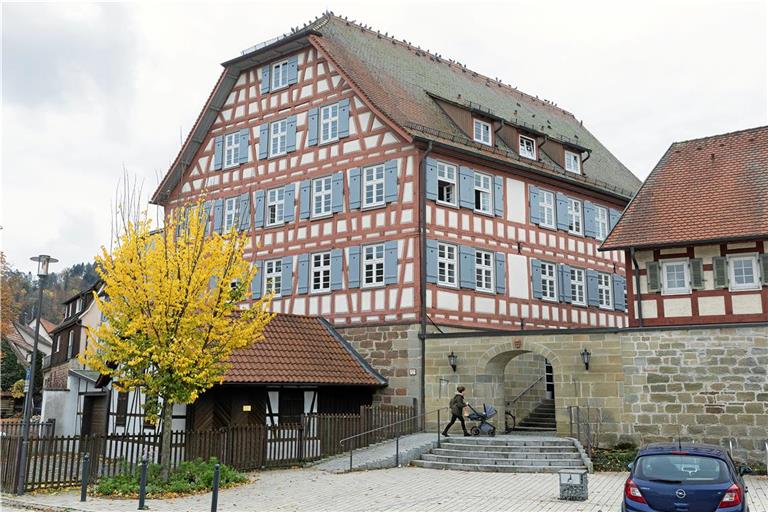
(671, 125, 768, 146)
(321, 12, 578, 119)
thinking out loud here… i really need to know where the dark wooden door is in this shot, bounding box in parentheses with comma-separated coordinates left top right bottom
(81, 394, 107, 437)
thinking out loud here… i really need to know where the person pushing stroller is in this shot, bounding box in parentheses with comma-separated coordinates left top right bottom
(442, 386, 471, 437)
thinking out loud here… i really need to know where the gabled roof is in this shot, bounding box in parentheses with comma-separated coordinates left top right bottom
(151, 13, 640, 204)
(224, 314, 385, 386)
(602, 126, 768, 250)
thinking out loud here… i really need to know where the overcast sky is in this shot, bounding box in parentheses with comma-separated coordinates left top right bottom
(2, 0, 766, 274)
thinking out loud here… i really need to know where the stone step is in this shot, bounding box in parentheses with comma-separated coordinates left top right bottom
(441, 438, 572, 447)
(411, 459, 585, 473)
(512, 426, 559, 433)
(434, 444, 576, 453)
(518, 418, 556, 425)
(422, 454, 585, 467)
(431, 448, 582, 460)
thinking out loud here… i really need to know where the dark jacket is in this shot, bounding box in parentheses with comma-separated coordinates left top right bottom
(449, 393, 467, 417)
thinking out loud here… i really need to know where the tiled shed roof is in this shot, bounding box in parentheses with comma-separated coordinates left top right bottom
(224, 314, 385, 386)
(602, 126, 768, 250)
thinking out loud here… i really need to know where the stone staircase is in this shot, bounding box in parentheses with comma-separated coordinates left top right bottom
(513, 398, 556, 432)
(412, 435, 589, 473)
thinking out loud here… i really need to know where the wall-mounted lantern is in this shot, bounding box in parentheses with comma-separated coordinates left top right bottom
(448, 351, 457, 372)
(581, 349, 591, 371)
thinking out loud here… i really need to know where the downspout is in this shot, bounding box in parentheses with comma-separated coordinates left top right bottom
(582, 149, 592, 166)
(630, 247, 644, 327)
(418, 140, 434, 423)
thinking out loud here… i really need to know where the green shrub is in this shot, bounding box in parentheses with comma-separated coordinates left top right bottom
(95, 457, 246, 497)
(592, 447, 638, 472)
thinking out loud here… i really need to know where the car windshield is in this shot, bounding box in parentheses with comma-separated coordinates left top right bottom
(635, 454, 730, 484)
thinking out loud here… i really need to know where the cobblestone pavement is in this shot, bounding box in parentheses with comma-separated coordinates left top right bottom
(3, 468, 767, 512)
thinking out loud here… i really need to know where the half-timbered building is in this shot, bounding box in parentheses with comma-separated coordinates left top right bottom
(602, 126, 768, 326)
(150, 13, 642, 407)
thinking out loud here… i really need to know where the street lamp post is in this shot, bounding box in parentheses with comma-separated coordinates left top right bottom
(16, 254, 57, 495)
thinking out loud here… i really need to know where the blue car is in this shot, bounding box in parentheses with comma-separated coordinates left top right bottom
(623, 443, 752, 512)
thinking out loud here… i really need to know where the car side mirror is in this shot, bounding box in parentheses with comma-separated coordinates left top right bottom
(738, 466, 752, 476)
(627, 462, 634, 471)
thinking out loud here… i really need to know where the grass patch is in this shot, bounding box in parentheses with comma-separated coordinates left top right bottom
(95, 457, 247, 498)
(592, 443, 638, 472)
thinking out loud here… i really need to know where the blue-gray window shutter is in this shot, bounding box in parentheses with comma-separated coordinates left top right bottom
(348, 247, 361, 289)
(253, 190, 265, 228)
(338, 98, 350, 138)
(385, 160, 398, 203)
(238, 128, 249, 164)
(647, 261, 661, 292)
(281, 256, 293, 296)
(213, 135, 224, 170)
(299, 180, 311, 219)
(426, 240, 438, 284)
(385, 241, 398, 285)
(348, 168, 361, 209)
(609, 208, 621, 231)
(203, 201, 213, 236)
(531, 259, 542, 299)
(556, 193, 569, 231)
(529, 185, 541, 225)
(283, 184, 295, 223)
(493, 175, 504, 217)
(332, 172, 344, 213)
(252, 261, 262, 299)
(495, 252, 506, 294)
(330, 249, 343, 291)
(712, 257, 728, 289)
(425, 157, 438, 201)
(459, 166, 474, 209)
(760, 254, 768, 286)
(258, 124, 269, 160)
(286, 115, 298, 153)
(296, 254, 309, 294)
(238, 192, 251, 231)
(260, 65, 271, 94)
(558, 264, 572, 303)
(583, 201, 597, 238)
(213, 199, 224, 234)
(612, 274, 626, 311)
(307, 108, 319, 146)
(287, 55, 299, 85)
(459, 246, 475, 289)
(587, 269, 599, 307)
(690, 259, 704, 290)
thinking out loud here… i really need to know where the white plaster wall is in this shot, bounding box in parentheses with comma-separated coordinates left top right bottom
(698, 296, 726, 316)
(732, 294, 763, 315)
(507, 254, 529, 300)
(663, 297, 692, 317)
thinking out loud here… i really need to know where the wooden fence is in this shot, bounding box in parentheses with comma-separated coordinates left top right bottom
(0, 404, 416, 492)
(0, 419, 56, 438)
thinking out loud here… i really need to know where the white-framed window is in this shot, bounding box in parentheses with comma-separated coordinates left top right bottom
(540, 261, 557, 301)
(661, 260, 690, 295)
(312, 176, 333, 217)
(568, 198, 583, 236)
(437, 243, 457, 287)
(437, 161, 457, 206)
(474, 172, 492, 214)
(571, 268, 586, 306)
(320, 104, 339, 143)
(473, 119, 492, 146)
(311, 252, 331, 293)
(519, 135, 536, 159)
(475, 250, 494, 293)
(266, 187, 285, 226)
(597, 272, 612, 308)
(564, 150, 581, 174)
(263, 259, 282, 296)
(363, 243, 385, 287)
(224, 132, 240, 168)
(540, 190, 555, 229)
(729, 254, 760, 291)
(224, 197, 238, 231)
(67, 331, 74, 359)
(595, 206, 609, 240)
(77, 296, 84, 312)
(269, 119, 287, 157)
(271, 60, 289, 90)
(54, 335, 60, 353)
(363, 164, 385, 208)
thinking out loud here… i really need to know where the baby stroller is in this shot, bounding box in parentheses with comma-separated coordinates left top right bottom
(467, 403, 497, 436)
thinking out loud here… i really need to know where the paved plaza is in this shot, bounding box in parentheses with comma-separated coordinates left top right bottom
(3, 467, 767, 512)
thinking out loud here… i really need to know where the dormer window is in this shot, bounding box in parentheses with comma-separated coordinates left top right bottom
(271, 60, 290, 90)
(473, 119, 492, 146)
(565, 150, 581, 174)
(519, 135, 536, 160)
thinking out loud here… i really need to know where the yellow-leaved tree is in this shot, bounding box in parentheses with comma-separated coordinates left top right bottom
(81, 201, 273, 480)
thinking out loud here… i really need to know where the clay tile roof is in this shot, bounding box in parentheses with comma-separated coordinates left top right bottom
(224, 314, 386, 386)
(602, 125, 768, 250)
(39, 319, 56, 334)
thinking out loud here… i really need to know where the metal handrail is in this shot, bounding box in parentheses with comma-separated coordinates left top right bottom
(506, 375, 545, 407)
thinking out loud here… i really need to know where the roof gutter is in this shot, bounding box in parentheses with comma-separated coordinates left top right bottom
(418, 140, 434, 422)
